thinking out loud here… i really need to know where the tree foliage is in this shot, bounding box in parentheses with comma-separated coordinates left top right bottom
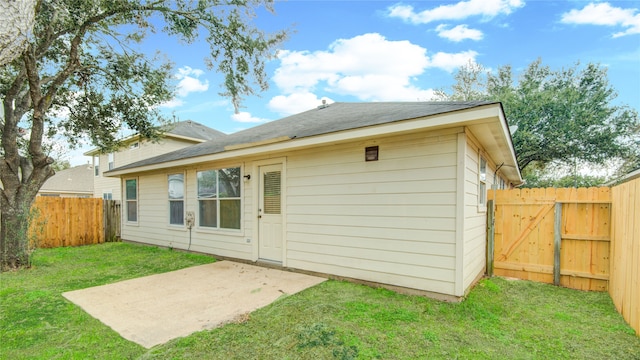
(522, 171, 607, 189)
(437, 59, 640, 183)
(0, 0, 287, 270)
(0, 0, 37, 66)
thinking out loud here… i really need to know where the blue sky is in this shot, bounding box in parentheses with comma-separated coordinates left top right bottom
(68, 0, 640, 165)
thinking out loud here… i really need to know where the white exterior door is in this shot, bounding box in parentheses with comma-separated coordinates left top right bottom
(258, 164, 283, 262)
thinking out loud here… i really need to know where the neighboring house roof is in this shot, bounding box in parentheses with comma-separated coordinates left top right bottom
(164, 120, 227, 141)
(106, 101, 522, 183)
(83, 120, 226, 156)
(40, 164, 94, 195)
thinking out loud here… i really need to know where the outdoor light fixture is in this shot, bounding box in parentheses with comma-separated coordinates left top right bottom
(243, 174, 251, 180)
(365, 146, 379, 161)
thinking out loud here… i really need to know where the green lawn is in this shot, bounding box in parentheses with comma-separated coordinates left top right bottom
(1, 243, 638, 359)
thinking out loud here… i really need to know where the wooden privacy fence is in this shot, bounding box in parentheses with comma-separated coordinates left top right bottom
(487, 187, 612, 291)
(103, 200, 121, 242)
(609, 178, 640, 336)
(30, 198, 120, 248)
(487, 185, 639, 336)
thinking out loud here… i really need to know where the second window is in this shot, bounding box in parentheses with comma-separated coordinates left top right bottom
(197, 167, 241, 230)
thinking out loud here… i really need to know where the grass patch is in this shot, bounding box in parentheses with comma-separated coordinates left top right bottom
(0, 243, 215, 359)
(2, 243, 639, 359)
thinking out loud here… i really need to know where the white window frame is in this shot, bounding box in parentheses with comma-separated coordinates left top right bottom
(196, 166, 242, 231)
(108, 153, 114, 170)
(129, 141, 140, 150)
(125, 178, 138, 223)
(94, 156, 100, 177)
(478, 156, 487, 210)
(168, 173, 185, 226)
(103, 192, 113, 200)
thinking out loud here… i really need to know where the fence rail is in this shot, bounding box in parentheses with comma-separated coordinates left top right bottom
(30, 198, 120, 248)
(487, 185, 638, 336)
(488, 187, 611, 292)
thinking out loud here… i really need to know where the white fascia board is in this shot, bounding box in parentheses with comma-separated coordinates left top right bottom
(83, 134, 143, 156)
(495, 107, 523, 184)
(163, 133, 208, 143)
(83, 133, 205, 157)
(106, 104, 511, 177)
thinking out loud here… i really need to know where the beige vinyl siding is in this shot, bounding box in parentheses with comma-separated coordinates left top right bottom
(461, 133, 496, 291)
(120, 165, 253, 259)
(93, 137, 201, 199)
(118, 125, 508, 296)
(93, 153, 119, 199)
(187, 163, 252, 259)
(116, 137, 192, 165)
(285, 128, 460, 295)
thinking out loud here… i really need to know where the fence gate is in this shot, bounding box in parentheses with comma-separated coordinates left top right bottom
(487, 187, 611, 291)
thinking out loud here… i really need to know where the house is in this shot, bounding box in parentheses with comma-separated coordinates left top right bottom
(105, 101, 522, 299)
(605, 167, 640, 186)
(38, 164, 94, 198)
(85, 120, 226, 200)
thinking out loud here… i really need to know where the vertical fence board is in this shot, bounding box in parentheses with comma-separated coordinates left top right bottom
(488, 187, 611, 291)
(103, 200, 121, 242)
(487, 199, 495, 277)
(29, 197, 112, 248)
(610, 177, 640, 336)
(554, 202, 562, 286)
(488, 183, 637, 336)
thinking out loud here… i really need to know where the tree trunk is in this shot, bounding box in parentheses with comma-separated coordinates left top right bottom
(0, 44, 55, 271)
(0, 194, 34, 271)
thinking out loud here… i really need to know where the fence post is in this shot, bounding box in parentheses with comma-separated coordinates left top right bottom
(554, 202, 562, 286)
(103, 200, 121, 242)
(487, 199, 495, 277)
(103, 200, 109, 242)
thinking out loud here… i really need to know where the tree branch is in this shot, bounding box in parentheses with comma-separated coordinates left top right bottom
(1, 67, 28, 171)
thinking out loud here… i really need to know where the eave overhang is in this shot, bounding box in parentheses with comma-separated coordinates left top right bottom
(105, 103, 523, 184)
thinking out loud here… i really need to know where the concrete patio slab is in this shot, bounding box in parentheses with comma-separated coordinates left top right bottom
(62, 261, 326, 348)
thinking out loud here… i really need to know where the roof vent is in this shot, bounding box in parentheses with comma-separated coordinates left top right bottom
(317, 99, 329, 110)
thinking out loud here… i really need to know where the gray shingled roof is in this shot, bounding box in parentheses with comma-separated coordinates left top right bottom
(84, 120, 225, 156)
(165, 120, 227, 141)
(40, 164, 94, 194)
(108, 101, 494, 173)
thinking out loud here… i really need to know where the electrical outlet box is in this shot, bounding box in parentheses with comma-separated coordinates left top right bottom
(185, 211, 195, 228)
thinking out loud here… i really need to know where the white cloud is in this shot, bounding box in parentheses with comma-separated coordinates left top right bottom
(175, 66, 209, 97)
(177, 66, 204, 78)
(160, 66, 209, 108)
(268, 93, 334, 116)
(270, 33, 473, 109)
(159, 98, 184, 109)
(561, 2, 640, 38)
(429, 50, 479, 72)
(436, 24, 484, 41)
(332, 75, 437, 101)
(176, 76, 209, 97)
(273, 33, 429, 94)
(231, 111, 270, 123)
(387, 0, 525, 24)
